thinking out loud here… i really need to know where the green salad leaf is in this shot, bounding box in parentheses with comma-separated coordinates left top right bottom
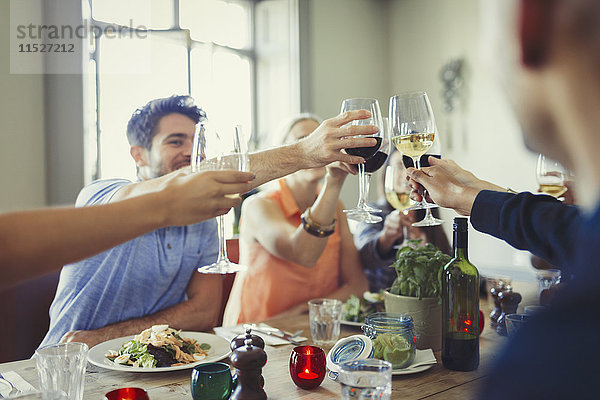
(342, 292, 385, 323)
(389, 239, 451, 300)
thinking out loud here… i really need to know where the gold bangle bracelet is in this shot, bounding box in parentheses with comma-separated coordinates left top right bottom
(303, 207, 336, 231)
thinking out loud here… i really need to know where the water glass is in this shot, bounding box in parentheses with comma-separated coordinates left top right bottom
(536, 269, 561, 295)
(338, 359, 392, 400)
(190, 362, 233, 400)
(308, 299, 343, 346)
(34, 342, 88, 400)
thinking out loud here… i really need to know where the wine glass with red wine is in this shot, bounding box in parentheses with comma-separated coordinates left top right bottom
(361, 116, 391, 214)
(341, 98, 385, 223)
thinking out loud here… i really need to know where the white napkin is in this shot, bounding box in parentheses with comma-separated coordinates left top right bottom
(0, 371, 37, 396)
(214, 324, 307, 346)
(404, 349, 437, 370)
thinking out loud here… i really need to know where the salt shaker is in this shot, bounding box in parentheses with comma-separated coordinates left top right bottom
(496, 290, 522, 336)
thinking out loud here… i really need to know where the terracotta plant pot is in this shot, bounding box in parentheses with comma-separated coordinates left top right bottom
(384, 291, 442, 351)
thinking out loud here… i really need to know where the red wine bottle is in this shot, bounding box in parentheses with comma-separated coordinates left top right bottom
(442, 217, 480, 371)
(345, 136, 382, 159)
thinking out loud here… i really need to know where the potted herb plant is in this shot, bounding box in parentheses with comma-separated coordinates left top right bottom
(384, 239, 451, 351)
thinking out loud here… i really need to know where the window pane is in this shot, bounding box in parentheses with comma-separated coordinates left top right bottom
(191, 48, 252, 137)
(92, 0, 174, 29)
(180, 0, 249, 49)
(97, 33, 188, 180)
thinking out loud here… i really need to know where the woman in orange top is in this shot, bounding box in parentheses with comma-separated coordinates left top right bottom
(224, 115, 369, 324)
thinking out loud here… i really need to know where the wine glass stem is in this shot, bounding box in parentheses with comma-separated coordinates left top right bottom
(357, 163, 367, 209)
(412, 156, 426, 207)
(216, 215, 229, 264)
(363, 173, 373, 206)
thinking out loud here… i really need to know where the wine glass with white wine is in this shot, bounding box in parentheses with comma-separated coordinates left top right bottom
(389, 91, 443, 227)
(384, 161, 412, 247)
(536, 154, 569, 198)
(192, 123, 249, 274)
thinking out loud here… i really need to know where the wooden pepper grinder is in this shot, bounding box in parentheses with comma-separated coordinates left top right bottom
(496, 289, 522, 336)
(230, 338, 267, 400)
(231, 328, 265, 351)
(489, 283, 509, 329)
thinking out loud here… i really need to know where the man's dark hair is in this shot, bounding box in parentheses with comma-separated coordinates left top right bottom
(126, 95, 206, 149)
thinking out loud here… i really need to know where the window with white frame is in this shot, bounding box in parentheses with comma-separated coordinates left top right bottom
(84, 0, 256, 182)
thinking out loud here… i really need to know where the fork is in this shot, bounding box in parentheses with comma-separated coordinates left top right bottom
(0, 376, 18, 398)
(244, 325, 303, 345)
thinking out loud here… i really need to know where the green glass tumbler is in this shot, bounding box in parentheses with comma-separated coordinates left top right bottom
(190, 362, 233, 400)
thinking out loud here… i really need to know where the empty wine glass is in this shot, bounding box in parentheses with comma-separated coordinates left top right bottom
(390, 91, 443, 227)
(341, 98, 385, 224)
(536, 154, 569, 198)
(192, 123, 249, 274)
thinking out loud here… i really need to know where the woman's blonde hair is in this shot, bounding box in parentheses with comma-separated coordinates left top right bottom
(279, 113, 323, 145)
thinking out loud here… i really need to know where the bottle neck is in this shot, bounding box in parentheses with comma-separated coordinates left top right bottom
(453, 231, 468, 259)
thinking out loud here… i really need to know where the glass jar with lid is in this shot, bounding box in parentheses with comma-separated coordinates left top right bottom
(362, 312, 416, 369)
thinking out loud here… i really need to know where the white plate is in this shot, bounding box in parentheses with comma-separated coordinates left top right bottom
(340, 320, 364, 327)
(88, 331, 231, 372)
(392, 362, 435, 375)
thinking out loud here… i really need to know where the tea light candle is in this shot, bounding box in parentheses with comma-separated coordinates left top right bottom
(104, 387, 149, 400)
(289, 345, 326, 390)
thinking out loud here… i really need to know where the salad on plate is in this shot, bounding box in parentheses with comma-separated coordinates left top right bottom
(342, 291, 385, 324)
(105, 325, 211, 368)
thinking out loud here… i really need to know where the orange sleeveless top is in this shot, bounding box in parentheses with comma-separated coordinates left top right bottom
(228, 179, 342, 324)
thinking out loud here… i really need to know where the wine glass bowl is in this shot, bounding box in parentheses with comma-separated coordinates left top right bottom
(192, 123, 249, 274)
(389, 92, 443, 227)
(341, 98, 386, 224)
(536, 154, 568, 198)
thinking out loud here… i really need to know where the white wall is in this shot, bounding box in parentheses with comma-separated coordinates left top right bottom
(306, 0, 391, 207)
(0, 0, 47, 212)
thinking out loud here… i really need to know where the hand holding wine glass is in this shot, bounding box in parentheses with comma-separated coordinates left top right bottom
(192, 123, 249, 274)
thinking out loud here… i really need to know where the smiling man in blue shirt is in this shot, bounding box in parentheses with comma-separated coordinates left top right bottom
(42, 95, 380, 348)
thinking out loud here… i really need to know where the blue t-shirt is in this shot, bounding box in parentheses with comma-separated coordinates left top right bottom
(40, 179, 218, 347)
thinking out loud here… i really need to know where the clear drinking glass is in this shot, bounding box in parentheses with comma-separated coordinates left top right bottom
(536, 154, 569, 198)
(390, 91, 443, 227)
(339, 359, 392, 400)
(192, 123, 249, 274)
(34, 342, 88, 400)
(536, 269, 561, 295)
(341, 98, 385, 224)
(308, 298, 343, 346)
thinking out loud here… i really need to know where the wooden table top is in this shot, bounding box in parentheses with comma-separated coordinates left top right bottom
(0, 281, 537, 399)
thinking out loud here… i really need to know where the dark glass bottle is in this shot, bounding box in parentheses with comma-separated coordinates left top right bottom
(442, 217, 480, 371)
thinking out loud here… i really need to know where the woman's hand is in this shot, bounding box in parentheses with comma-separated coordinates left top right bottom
(325, 162, 354, 185)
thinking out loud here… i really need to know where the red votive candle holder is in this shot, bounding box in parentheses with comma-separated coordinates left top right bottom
(289, 345, 326, 390)
(104, 387, 150, 400)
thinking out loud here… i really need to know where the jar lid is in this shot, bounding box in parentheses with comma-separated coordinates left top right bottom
(365, 312, 414, 330)
(326, 335, 373, 381)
